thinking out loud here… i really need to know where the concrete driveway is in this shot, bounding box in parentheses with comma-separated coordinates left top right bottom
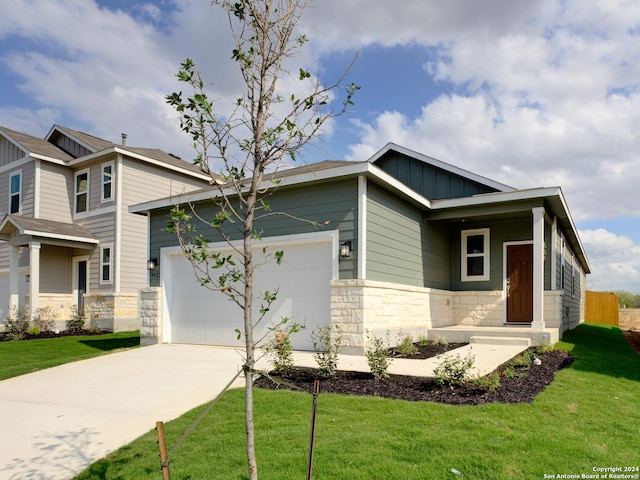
(0, 344, 246, 480)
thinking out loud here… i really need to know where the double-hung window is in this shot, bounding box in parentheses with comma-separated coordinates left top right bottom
(75, 169, 89, 214)
(100, 244, 113, 284)
(102, 162, 113, 202)
(9, 171, 21, 214)
(461, 228, 490, 281)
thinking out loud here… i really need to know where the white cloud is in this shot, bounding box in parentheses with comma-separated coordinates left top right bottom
(579, 229, 640, 292)
(341, 1, 640, 224)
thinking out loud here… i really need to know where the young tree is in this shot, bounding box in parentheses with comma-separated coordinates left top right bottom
(165, 1, 357, 478)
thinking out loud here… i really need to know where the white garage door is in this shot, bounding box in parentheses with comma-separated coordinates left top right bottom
(163, 235, 335, 351)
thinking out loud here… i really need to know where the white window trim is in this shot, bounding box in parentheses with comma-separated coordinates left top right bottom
(74, 168, 90, 215)
(9, 170, 22, 215)
(100, 243, 113, 285)
(461, 228, 490, 282)
(560, 235, 566, 291)
(101, 161, 114, 203)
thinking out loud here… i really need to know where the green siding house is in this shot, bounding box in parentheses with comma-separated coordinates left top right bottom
(132, 143, 590, 353)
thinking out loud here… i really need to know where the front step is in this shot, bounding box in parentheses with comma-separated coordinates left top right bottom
(428, 326, 558, 346)
(470, 336, 531, 347)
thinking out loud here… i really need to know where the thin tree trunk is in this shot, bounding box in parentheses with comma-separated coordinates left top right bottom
(244, 184, 258, 480)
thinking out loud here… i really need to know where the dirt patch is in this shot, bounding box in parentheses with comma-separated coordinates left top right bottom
(619, 309, 640, 332)
(256, 349, 574, 405)
(619, 309, 640, 355)
(623, 331, 640, 355)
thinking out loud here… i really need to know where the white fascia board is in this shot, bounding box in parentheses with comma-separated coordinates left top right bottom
(368, 143, 516, 192)
(129, 161, 433, 214)
(68, 147, 210, 181)
(0, 156, 32, 173)
(21, 230, 100, 244)
(31, 153, 68, 166)
(431, 186, 562, 210)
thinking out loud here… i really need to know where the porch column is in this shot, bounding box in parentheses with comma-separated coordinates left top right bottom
(9, 245, 20, 309)
(29, 241, 41, 316)
(532, 207, 545, 331)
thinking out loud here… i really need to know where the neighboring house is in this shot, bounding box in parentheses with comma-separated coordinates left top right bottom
(0, 125, 211, 330)
(131, 143, 590, 352)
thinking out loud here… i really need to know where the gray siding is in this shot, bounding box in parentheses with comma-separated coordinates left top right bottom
(366, 182, 451, 289)
(118, 159, 211, 293)
(451, 218, 532, 291)
(374, 151, 499, 200)
(0, 163, 36, 217)
(39, 162, 73, 222)
(76, 213, 115, 293)
(0, 137, 26, 166)
(40, 245, 72, 293)
(148, 180, 359, 286)
(50, 134, 92, 158)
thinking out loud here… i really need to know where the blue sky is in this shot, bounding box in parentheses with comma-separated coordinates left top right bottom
(1, 0, 639, 292)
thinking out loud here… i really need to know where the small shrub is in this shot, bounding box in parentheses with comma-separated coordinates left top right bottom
(66, 306, 86, 332)
(267, 331, 295, 375)
(396, 334, 418, 356)
(312, 324, 343, 377)
(417, 334, 429, 346)
(4, 308, 30, 340)
(365, 330, 393, 379)
(434, 352, 475, 387)
(474, 372, 500, 393)
(433, 335, 449, 346)
(32, 306, 56, 332)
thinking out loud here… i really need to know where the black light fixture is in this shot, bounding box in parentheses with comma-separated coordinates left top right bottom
(147, 258, 158, 270)
(339, 241, 352, 258)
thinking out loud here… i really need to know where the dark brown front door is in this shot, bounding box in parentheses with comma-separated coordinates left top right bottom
(506, 244, 533, 323)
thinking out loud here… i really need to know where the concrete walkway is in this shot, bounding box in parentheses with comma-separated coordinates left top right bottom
(0, 342, 526, 480)
(276, 342, 528, 379)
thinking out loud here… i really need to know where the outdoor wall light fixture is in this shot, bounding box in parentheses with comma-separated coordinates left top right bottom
(147, 258, 158, 271)
(340, 241, 352, 258)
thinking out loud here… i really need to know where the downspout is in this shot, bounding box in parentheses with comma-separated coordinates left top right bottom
(357, 176, 367, 280)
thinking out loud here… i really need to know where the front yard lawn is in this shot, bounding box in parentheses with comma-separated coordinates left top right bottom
(0, 331, 141, 380)
(76, 324, 640, 479)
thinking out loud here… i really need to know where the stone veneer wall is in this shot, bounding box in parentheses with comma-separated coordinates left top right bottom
(25, 293, 75, 322)
(330, 279, 454, 355)
(544, 291, 563, 329)
(84, 293, 139, 332)
(452, 291, 504, 326)
(139, 287, 163, 345)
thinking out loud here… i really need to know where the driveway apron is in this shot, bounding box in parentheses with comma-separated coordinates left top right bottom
(0, 344, 245, 480)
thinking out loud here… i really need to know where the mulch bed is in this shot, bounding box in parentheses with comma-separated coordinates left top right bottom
(388, 341, 468, 359)
(255, 348, 574, 405)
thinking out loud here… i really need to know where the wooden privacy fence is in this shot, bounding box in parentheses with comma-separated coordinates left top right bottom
(585, 290, 619, 326)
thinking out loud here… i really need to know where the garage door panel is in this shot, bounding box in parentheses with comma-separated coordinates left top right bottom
(166, 238, 332, 350)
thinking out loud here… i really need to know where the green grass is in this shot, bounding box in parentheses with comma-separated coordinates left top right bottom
(0, 331, 141, 380)
(75, 324, 640, 479)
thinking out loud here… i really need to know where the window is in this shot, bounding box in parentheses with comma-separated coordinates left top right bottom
(100, 244, 113, 284)
(75, 169, 89, 214)
(102, 162, 113, 201)
(461, 228, 490, 281)
(9, 171, 21, 214)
